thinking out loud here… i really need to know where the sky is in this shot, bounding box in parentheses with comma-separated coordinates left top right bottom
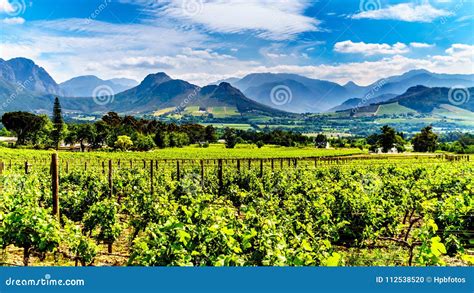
(0, 0, 473, 86)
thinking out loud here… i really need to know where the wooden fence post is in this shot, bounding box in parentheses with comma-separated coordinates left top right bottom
(102, 161, 105, 174)
(150, 160, 154, 195)
(237, 159, 241, 174)
(24, 161, 29, 174)
(260, 159, 263, 178)
(176, 161, 181, 181)
(218, 159, 223, 192)
(0, 161, 4, 175)
(51, 154, 59, 219)
(108, 160, 113, 197)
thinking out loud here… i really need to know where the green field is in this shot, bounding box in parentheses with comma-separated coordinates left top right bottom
(0, 145, 366, 160)
(376, 102, 417, 116)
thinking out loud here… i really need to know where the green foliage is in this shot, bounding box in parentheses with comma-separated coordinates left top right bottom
(412, 126, 438, 152)
(0, 151, 471, 267)
(63, 218, 98, 266)
(223, 128, 238, 149)
(114, 135, 133, 151)
(367, 125, 406, 153)
(134, 134, 156, 151)
(1, 111, 47, 146)
(51, 97, 65, 149)
(83, 199, 122, 245)
(315, 134, 328, 148)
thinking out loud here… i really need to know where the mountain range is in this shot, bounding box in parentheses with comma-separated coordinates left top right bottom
(59, 75, 138, 97)
(0, 57, 472, 119)
(223, 69, 474, 113)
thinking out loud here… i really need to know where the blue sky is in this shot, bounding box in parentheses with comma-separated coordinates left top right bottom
(0, 0, 473, 86)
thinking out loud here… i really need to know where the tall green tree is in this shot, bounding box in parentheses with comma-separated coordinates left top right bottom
(223, 128, 238, 149)
(315, 134, 328, 148)
(412, 126, 438, 152)
(367, 125, 405, 153)
(51, 97, 64, 149)
(1, 112, 45, 146)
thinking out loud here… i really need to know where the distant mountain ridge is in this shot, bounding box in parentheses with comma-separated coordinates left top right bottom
(54, 72, 287, 117)
(221, 70, 473, 113)
(59, 75, 137, 97)
(334, 85, 474, 118)
(0, 57, 473, 118)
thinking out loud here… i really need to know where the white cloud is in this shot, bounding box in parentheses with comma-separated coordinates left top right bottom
(2, 17, 25, 24)
(352, 3, 451, 22)
(0, 0, 14, 13)
(1, 15, 472, 88)
(140, 0, 320, 40)
(410, 42, 434, 48)
(334, 41, 409, 56)
(0, 18, 210, 83)
(229, 43, 474, 86)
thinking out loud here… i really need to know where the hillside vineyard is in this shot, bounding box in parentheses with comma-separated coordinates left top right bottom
(0, 154, 472, 266)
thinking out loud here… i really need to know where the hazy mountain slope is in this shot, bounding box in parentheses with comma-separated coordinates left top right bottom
(0, 58, 63, 95)
(59, 75, 137, 97)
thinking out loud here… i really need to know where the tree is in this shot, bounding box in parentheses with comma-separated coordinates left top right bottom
(76, 124, 97, 152)
(223, 128, 238, 149)
(1, 112, 45, 146)
(205, 125, 217, 143)
(32, 115, 54, 148)
(134, 134, 156, 151)
(92, 121, 109, 149)
(154, 131, 170, 148)
(412, 126, 438, 152)
(367, 125, 405, 153)
(169, 132, 190, 148)
(256, 140, 264, 148)
(379, 125, 397, 153)
(51, 97, 64, 149)
(315, 134, 328, 148)
(114, 135, 133, 151)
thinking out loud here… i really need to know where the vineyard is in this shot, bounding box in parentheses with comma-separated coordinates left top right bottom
(0, 152, 473, 267)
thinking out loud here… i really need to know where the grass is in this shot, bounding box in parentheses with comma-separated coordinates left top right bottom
(433, 104, 474, 120)
(207, 106, 241, 118)
(0, 144, 366, 161)
(376, 102, 417, 116)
